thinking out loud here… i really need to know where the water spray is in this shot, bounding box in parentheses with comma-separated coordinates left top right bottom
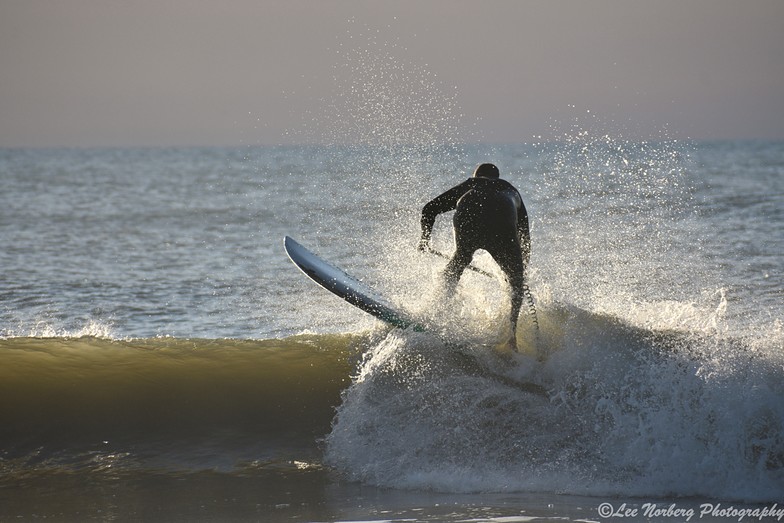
(423, 246, 540, 334)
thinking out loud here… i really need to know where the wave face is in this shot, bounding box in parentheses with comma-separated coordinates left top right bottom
(325, 305, 784, 502)
(0, 334, 357, 474)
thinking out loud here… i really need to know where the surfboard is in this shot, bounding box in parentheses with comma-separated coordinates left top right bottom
(284, 236, 423, 330)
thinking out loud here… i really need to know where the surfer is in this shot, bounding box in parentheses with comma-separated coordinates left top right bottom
(418, 163, 531, 351)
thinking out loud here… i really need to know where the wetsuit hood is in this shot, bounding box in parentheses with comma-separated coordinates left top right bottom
(473, 163, 500, 179)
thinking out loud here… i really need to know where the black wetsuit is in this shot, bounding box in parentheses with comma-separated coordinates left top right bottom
(420, 176, 530, 335)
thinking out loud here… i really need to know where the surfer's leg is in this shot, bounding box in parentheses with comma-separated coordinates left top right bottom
(442, 246, 473, 295)
(444, 200, 481, 296)
(425, 241, 473, 314)
(490, 240, 525, 351)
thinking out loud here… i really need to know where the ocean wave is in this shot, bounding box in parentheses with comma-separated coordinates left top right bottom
(2, 306, 782, 502)
(325, 304, 784, 502)
(0, 333, 362, 473)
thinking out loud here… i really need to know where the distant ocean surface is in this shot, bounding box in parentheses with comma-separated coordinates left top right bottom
(1, 140, 782, 521)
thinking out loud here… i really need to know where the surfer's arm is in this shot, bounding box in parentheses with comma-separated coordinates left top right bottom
(419, 180, 471, 247)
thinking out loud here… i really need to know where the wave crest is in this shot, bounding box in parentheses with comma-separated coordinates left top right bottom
(325, 305, 784, 501)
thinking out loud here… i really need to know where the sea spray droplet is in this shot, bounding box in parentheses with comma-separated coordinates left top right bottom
(291, 22, 477, 308)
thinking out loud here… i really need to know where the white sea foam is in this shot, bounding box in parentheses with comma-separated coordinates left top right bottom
(2, 318, 116, 340)
(325, 303, 784, 501)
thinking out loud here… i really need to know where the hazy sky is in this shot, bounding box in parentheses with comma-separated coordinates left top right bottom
(1, 0, 782, 147)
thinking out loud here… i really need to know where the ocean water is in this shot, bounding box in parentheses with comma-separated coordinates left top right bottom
(1, 138, 782, 522)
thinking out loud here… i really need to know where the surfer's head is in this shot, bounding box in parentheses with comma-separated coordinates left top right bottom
(473, 163, 500, 179)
